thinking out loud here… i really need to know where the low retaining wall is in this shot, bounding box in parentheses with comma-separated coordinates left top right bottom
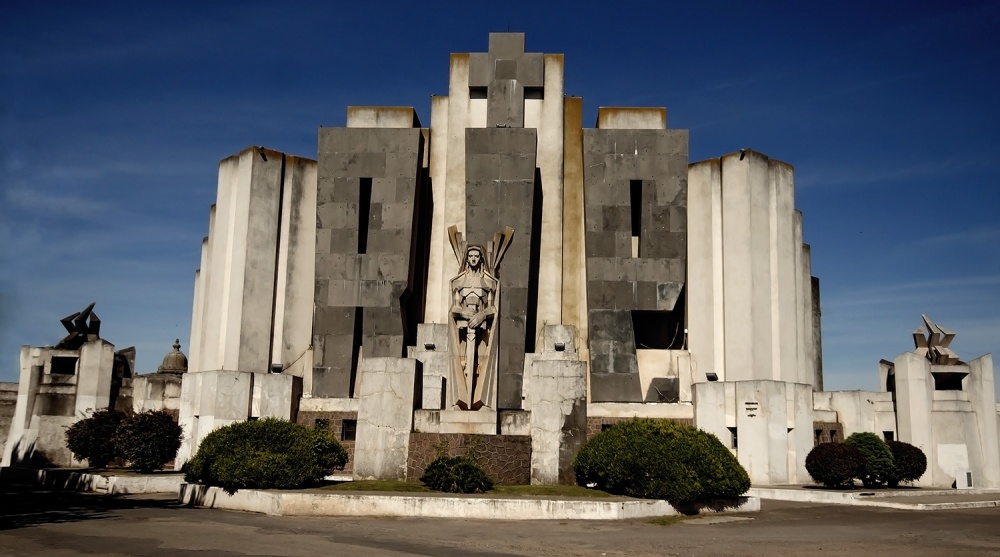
(748, 486, 1000, 510)
(1, 467, 184, 495)
(178, 483, 759, 520)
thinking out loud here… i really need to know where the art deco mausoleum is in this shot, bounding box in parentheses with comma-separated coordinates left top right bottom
(5, 34, 997, 489)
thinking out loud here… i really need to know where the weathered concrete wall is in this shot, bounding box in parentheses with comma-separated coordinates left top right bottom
(352, 357, 418, 480)
(687, 151, 818, 386)
(582, 112, 688, 402)
(190, 147, 317, 377)
(313, 125, 426, 398)
(694, 379, 813, 485)
(524, 326, 587, 485)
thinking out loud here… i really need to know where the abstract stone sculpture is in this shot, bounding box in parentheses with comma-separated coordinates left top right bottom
(55, 302, 102, 350)
(447, 225, 514, 410)
(913, 314, 961, 365)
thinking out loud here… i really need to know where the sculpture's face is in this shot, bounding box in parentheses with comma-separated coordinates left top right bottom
(467, 249, 481, 269)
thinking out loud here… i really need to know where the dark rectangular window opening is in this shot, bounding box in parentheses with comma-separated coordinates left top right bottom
(632, 306, 686, 350)
(524, 87, 544, 100)
(315, 418, 330, 431)
(357, 177, 372, 254)
(933, 372, 964, 391)
(629, 180, 643, 254)
(349, 308, 364, 398)
(50, 356, 78, 375)
(815, 429, 823, 445)
(341, 419, 357, 442)
(728, 427, 738, 449)
(470, 86, 487, 99)
(829, 429, 838, 443)
(601, 423, 614, 432)
(883, 431, 894, 442)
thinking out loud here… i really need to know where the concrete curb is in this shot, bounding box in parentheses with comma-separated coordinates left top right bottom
(748, 486, 1000, 510)
(178, 483, 760, 520)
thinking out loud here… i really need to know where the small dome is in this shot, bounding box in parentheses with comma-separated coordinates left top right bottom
(157, 339, 188, 374)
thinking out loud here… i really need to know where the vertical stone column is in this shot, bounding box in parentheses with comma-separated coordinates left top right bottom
(75, 340, 115, 414)
(687, 159, 723, 382)
(534, 54, 565, 340)
(194, 147, 286, 374)
(561, 97, 587, 347)
(353, 357, 418, 480)
(525, 326, 587, 485)
(967, 354, 1000, 487)
(768, 161, 798, 383)
(1, 347, 42, 466)
(894, 351, 934, 485)
(271, 156, 317, 381)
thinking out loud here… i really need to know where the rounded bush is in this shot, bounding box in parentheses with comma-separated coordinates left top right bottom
(65, 409, 126, 468)
(805, 442, 866, 487)
(886, 441, 927, 487)
(844, 432, 895, 487)
(183, 418, 348, 493)
(572, 419, 750, 505)
(420, 456, 494, 493)
(114, 410, 183, 473)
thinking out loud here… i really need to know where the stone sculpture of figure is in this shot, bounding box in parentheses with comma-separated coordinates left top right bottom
(447, 225, 514, 411)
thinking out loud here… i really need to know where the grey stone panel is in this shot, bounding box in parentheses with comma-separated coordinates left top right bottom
(468, 52, 491, 87)
(516, 52, 544, 88)
(488, 32, 526, 60)
(487, 79, 525, 128)
(465, 127, 538, 409)
(314, 127, 426, 387)
(590, 372, 643, 403)
(582, 127, 689, 402)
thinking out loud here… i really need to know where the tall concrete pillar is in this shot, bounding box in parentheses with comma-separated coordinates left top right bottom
(894, 351, 934, 485)
(967, 354, 1000, 486)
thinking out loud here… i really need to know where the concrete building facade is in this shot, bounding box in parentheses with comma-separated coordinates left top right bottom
(5, 34, 998, 489)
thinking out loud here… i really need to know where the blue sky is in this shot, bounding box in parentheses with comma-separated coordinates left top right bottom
(2, 1, 998, 395)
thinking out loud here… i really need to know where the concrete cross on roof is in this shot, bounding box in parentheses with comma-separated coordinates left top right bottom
(468, 33, 544, 128)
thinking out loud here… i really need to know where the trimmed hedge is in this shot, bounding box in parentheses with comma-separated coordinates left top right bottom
(420, 456, 494, 493)
(572, 419, 750, 505)
(65, 408, 184, 472)
(844, 432, 894, 487)
(183, 418, 348, 493)
(114, 410, 183, 473)
(805, 442, 866, 487)
(886, 441, 927, 487)
(65, 409, 126, 468)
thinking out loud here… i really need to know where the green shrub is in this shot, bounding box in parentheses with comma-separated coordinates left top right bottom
(183, 418, 348, 493)
(572, 419, 750, 505)
(420, 456, 494, 494)
(885, 441, 927, 487)
(805, 442, 866, 487)
(65, 409, 126, 468)
(844, 432, 894, 487)
(114, 410, 183, 473)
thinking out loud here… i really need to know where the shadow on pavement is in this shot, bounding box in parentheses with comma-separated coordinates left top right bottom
(0, 482, 182, 531)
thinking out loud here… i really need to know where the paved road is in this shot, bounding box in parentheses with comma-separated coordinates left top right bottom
(1, 486, 999, 556)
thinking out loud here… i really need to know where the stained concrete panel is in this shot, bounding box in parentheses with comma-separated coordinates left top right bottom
(314, 127, 426, 397)
(353, 357, 418, 480)
(581, 126, 688, 402)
